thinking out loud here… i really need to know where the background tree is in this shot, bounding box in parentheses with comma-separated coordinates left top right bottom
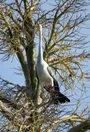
(0, 0, 90, 131)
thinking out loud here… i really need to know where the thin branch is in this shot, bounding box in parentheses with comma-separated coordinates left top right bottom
(0, 94, 20, 109)
(68, 119, 90, 132)
(0, 100, 13, 120)
(46, 115, 86, 131)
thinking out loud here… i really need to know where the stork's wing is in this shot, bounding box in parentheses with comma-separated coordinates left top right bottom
(47, 66, 59, 92)
(47, 66, 56, 78)
(47, 66, 70, 104)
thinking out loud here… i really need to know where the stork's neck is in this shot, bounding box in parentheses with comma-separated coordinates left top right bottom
(38, 24, 43, 61)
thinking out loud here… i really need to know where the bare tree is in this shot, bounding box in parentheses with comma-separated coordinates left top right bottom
(0, 0, 90, 131)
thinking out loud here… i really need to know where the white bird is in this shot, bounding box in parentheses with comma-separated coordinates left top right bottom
(36, 24, 70, 104)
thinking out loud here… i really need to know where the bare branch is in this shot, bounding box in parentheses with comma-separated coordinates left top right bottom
(68, 119, 90, 132)
(0, 94, 20, 109)
(0, 100, 13, 120)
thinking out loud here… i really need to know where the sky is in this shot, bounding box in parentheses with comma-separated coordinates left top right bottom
(0, 55, 25, 85)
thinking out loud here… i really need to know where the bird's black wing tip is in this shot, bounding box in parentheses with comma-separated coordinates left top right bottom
(66, 98, 70, 102)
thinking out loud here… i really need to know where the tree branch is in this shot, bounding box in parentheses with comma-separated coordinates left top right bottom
(0, 100, 13, 120)
(0, 100, 22, 129)
(68, 119, 90, 132)
(46, 115, 86, 131)
(0, 94, 20, 109)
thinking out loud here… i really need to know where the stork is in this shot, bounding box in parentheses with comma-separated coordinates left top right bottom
(36, 24, 70, 104)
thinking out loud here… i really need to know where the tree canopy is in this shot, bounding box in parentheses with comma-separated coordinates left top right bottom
(0, 0, 90, 131)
